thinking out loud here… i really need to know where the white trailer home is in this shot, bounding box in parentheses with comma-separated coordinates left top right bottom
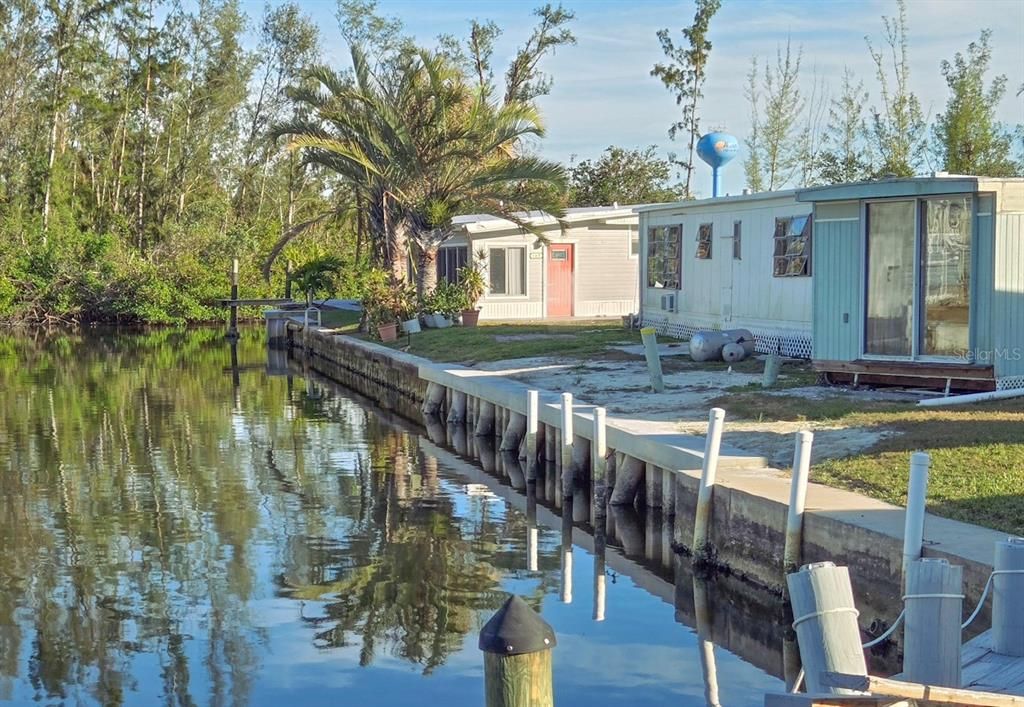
(637, 191, 814, 357)
(441, 206, 640, 320)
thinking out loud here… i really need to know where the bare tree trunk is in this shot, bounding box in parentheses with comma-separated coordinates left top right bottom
(136, 0, 154, 251)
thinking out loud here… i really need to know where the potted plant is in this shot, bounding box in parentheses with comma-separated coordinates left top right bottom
(433, 280, 461, 328)
(457, 260, 487, 327)
(362, 269, 401, 342)
(421, 288, 440, 328)
(396, 283, 421, 334)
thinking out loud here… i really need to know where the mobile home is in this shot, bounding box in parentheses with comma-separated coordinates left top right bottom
(443, 206, 640, 320)
(637, 191, 814, 357)
(797, 176, 1024, 391)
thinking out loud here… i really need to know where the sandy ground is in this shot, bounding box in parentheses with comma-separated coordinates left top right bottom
(473, 349, 919, 468)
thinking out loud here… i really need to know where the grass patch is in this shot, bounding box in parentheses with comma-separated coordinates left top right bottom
(716, 389, 1024, 534)
(381, 321, 640, 363)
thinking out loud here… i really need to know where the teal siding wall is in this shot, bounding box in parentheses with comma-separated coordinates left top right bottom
(992, 212, 1024, 383)
(812, 217, 862, 361)
(972, 198, 994, 360)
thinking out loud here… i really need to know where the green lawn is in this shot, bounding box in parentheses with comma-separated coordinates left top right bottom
(714, 390, 1024, 535)
(381, 321, 641, 363)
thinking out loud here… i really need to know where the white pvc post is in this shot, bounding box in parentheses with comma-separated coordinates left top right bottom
(783, 430, 814, 575)
(560, 392, 573, 496)
(692, 407, 726, 554)
(591, 407, 607, 523)
(639, 327, 665, 393)
(903, 452, 931, 586)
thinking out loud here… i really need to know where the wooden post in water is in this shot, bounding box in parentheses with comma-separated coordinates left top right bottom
(591, 407, 607, 524)
(501, 411, 527, 453)
(903, 452, 930, 588)
(993, 537, 1024, 656)
(421, 382, 446, 416)
(476, 400, 495, 437)
(783, 430, 814, 576)
(904, 558, 962, 687)
(480, 595, 556, 707)
(787, 561, 868, 694)
(226, 258, 240, 340)
(447, 390, 467, 424)
(560, 393, 573, 497)
(692, 408, 725, 557)
(639, 327, 665, 393)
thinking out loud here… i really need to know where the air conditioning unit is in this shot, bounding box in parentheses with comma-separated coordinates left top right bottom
(660, 293, 677, 312)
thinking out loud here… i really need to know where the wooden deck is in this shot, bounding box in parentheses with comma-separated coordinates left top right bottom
(962, 629, 1024, 695)
(814, 359, 996, 393)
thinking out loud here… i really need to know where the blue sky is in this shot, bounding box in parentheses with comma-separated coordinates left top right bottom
(243, 0, 1024, 198)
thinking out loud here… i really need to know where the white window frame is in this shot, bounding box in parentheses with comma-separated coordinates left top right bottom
(487, 245, 528, 298)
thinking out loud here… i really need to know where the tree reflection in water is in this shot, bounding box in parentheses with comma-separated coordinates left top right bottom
(0, 329, 535, 704)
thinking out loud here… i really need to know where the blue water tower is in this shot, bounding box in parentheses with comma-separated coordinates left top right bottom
(697, 132, 739, 198)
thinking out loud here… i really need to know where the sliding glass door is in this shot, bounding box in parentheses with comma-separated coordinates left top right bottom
(921, 197, 972, 356)
(865, 201, 916, 356)
(864, 196, 973, 359)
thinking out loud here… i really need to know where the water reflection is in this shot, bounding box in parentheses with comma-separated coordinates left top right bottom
(0, 329, 784, 706)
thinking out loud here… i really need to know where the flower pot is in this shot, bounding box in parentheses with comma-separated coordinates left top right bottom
(401, 317, 421, 334)
(422, 314, 436, 328)
(377, 322, 399, 342)
(461, 309, 480, 327)
(436, 314, 452, 329)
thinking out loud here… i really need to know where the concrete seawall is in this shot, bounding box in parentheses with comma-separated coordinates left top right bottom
(294, 327, 1004, 640)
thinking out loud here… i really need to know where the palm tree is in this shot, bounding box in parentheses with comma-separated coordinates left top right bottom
(270, 44, 566, 295)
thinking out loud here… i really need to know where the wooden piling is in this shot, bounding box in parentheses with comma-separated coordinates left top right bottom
(448, 390, 467, 424)
(692, 408, 725, 555)
(783, 430, 814, 575)
(476, 400, 495, 437)
(421, 382, 446, 417)
(609, 455, 645, 506)
(639, 326, 665, 393)
(227, 257, 240, 339)
(904, 558, 962, 687)
(480, 595, 556, 707)
(560, 393, 573, 496)
(993, 537, 1024, 656)
(645, 464, 663, 509)
(786, 562, 868, 694)
(501, 412, 527, 453)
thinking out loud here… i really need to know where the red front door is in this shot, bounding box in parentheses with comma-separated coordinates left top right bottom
(547, 244, 574, 317)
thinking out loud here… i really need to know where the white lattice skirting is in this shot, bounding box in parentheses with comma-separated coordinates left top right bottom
(997, 376, 1024, 391)
(642, 314, 814, 360)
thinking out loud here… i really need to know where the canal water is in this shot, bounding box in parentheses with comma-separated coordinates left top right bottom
(0, 329, 784, 706)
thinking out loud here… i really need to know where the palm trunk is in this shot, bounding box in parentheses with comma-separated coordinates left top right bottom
(414, 241, 438, 299)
